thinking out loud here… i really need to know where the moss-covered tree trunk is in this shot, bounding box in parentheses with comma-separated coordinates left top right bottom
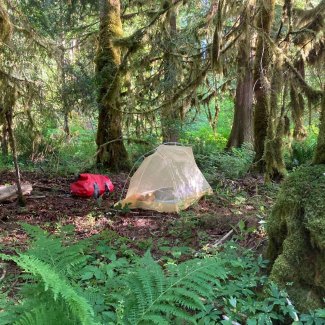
(1, 125, 8, 157)
(266, 165, 325, 311)
(96, 0, 129, 171)
(226, 3, 254, 149)
(0, 3, 11, 42)
(252, 0, 275, 172)
(267, 92, 325, 311)
(314, 92, 325, 164)
(290, 58, 307, 141)
(264, 58, 287, 181)
(161, 0, 180, 143)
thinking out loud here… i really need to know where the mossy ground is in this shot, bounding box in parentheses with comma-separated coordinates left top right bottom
(267, 164, 325, 311)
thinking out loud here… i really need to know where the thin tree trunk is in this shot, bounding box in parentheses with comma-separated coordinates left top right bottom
(96, 0, 129, 171)
(5, 107, 25, 206)
(1, 125, 8, 157)
(314, 92, 325, 164)
(253, 0, 276, 172)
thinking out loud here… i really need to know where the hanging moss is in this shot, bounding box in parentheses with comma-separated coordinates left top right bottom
(0, 3, 11, 43)
(290, 84, 307, 141)
(267, 164, 325, 311)
(264, 58, 287, 181)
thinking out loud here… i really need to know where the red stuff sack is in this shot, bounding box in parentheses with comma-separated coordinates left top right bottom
(70, 174, 114, 198)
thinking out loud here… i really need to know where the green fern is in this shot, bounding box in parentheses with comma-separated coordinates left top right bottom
(13, 303, 79, 325)
(107, 251, 228, 325)
(20, 223, 90, 276)
(0, 253, 95, 325)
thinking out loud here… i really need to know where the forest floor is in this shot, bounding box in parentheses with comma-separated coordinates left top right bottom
(0, 170, 278, 262)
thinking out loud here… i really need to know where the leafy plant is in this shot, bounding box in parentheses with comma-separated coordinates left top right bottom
(105, 251, 228, 324)
(1, 225, 325, 325)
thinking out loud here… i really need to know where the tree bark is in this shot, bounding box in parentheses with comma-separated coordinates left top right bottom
(226, 2, 254, 149)
(5, 98, 26, 206)
(264, 58, 286, 181)
(290, 58, 307, 140)
(60, 43, 71, 140)
(253, 0, 276, 172)
(1, 125, 8, 157)
(0, 3, 11, 43)
(96, 0, 129, 171)
(314, 92, 325, 164)
(161, 0, 181, 143)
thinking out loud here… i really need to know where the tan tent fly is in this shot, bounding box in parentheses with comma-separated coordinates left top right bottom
(119, 144, 213, 213)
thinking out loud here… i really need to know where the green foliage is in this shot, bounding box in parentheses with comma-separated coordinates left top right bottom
(195, 143, 254, 182)
(285, 132, 318, 169)
(0, 223, 94, 325)
(106, 251, 228, 324)
(20, 223, 90, 276)
(13, 118, 97, 174)
(182, 96, 234, 152)
(1, 225, 325, 325)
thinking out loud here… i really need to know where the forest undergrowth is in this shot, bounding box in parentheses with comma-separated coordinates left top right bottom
(1, 159, 324, 324)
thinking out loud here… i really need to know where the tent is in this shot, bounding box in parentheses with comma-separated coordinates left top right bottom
(119, 144, 213, 213)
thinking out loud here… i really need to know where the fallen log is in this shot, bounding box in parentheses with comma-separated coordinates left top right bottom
(0, 182, 33, 202)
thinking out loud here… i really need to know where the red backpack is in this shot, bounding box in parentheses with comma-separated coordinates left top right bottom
(70, 174, 114, 198)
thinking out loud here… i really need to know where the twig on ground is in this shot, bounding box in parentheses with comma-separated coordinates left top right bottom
(26, 195, 46, 199)
(212, 229, 234, 247)
(0, 268, 6, 282)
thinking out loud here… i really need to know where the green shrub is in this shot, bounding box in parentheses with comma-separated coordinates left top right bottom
(285, 130, 318, 169)
(195, 143, 254, 183)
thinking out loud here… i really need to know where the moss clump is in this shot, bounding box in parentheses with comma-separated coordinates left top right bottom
(267, 164, 325, 311)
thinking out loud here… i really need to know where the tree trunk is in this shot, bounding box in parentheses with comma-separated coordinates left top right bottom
(96, 0, 129, 171)
(1, 125, 8, 157)
(314, 92, 325, 164)
(253, 0, 275, 172)
(161, 0, 181, 143)
(60, 46, 71, 140)
(0, 3, 11, 43)
(264, 58, 286, 181)
(5, 102, 26, 206)
(226, 2, 254, 149)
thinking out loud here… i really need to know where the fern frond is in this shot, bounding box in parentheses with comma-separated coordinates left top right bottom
(20, 223, 89, 277)
(115, 254, 228, 324)
(166, 287, 206, 310)
(139, 314, 169, 325)
(13, 304, 78, 325)
(149, 304, 197, 324)
(1, 254, 95, 325)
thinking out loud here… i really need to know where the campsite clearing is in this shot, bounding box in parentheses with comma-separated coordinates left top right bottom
(0, 170, 275, 257)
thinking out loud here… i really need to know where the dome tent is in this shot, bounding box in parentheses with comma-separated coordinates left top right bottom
(120, 144, 213, 213)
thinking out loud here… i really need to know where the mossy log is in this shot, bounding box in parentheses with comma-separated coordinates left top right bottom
(267, 165, 325, 311)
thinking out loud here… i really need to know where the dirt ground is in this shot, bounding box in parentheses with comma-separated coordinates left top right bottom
(0, 170, 276, 256)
